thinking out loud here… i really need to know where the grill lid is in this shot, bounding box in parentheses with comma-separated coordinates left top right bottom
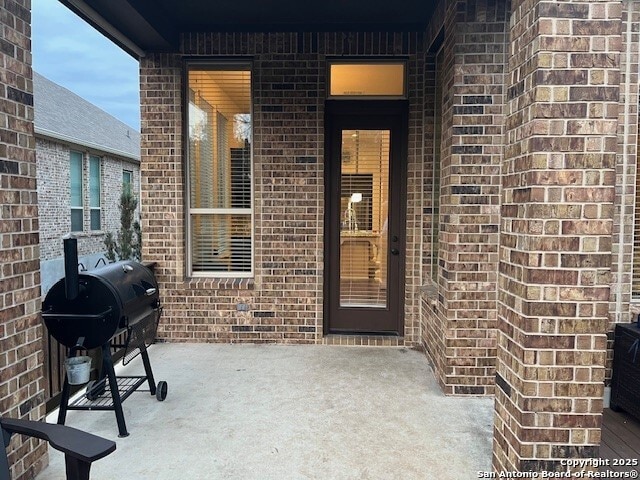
(43, 261, 159, 349)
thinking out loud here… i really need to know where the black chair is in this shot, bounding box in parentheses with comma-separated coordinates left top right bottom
(1, 417, 115, 480)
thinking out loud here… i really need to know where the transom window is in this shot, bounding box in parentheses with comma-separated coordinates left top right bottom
(186, 64, 253, 276)
(329, 62, 406, 98)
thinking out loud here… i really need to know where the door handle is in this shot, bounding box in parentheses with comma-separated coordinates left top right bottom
(390, 248, 399, 256)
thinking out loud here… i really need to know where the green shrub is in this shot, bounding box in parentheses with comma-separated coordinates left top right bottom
(104, 190, 141, 262)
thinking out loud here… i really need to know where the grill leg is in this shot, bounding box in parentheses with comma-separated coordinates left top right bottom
(101, 343, 129, 437)
(140, 346, 157, 396)
(57, 358, 73, 426)
(58, 341, 86, 427)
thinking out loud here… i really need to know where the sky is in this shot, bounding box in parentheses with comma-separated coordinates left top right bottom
(32, 0, 141, 130)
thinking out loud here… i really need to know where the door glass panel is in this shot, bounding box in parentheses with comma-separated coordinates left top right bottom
(339, 130, 390, 308)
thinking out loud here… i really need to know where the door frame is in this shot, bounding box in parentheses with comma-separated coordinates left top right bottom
(323, 100, 408, 336)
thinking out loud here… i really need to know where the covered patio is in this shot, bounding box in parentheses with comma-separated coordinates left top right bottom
(3, 0, 640, 477)
(36, 344, 493, 479)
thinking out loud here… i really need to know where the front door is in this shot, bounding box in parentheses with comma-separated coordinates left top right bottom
(325, 102, 407, 334)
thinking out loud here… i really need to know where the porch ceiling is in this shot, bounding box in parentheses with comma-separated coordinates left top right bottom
(59, 0, 438, 58)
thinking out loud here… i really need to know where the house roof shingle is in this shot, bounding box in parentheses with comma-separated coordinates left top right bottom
(33, 72, 140, 161)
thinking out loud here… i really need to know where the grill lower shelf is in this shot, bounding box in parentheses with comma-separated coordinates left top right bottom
(69, 376, 148, 410)
(58, 343, 167, 437)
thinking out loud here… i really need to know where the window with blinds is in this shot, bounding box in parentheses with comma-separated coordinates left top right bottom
(187, 65, 252, 276)
(70, 151, 83, 232)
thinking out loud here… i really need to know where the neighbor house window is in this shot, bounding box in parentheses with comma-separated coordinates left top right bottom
(187, 64, 253, 276)
(123, 169, 133, 194)
(89, 155, 101, 230)
(70, 151, 83, 232)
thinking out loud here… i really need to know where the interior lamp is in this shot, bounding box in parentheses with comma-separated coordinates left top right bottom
(345, 193, 363, 231)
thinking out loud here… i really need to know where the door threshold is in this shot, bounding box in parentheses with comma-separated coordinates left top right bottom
(323, 334, 405, 347)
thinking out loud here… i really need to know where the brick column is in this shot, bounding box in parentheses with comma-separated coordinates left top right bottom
(495, 0, 621, 472)
(0, 1, 48, 478)
(422, 0, 506, 395)
(139, 53, 185, 340)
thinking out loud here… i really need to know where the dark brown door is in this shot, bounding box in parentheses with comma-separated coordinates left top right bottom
(325, 102, 407, 334)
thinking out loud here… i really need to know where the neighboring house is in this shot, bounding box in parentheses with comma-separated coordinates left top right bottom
(33, 72, 141, 294)
(2, 1, 640, 479)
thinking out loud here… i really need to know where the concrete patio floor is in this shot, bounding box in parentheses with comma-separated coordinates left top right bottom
(36, 343, 493, 480)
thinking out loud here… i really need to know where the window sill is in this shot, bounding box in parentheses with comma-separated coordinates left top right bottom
(71, 231, 106, 238)
(182, 277, 255, 291)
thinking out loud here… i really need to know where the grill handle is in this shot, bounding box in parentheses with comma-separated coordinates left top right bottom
(42, 307, 113, 322)
(132, 284, 157, 297)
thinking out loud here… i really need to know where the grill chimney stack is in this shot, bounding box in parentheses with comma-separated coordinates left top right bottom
(63, 235, 80, 301)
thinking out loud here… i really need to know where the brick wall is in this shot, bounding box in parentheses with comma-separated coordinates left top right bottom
(141, 33, 425, 344)
(421, 0, 507, 395)
(34, 138, 66, 259)
(495, 0, 621, 472)
(0, 1, 48, 478)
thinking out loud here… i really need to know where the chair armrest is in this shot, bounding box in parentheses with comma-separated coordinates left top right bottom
(0, 418, 115, 463)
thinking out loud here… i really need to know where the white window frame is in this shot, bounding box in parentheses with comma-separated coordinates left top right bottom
(123, 169, 133, 194)
(185, 62, 254, 278)
(70, 150, 83, 232)
(89, 155, 102, 231)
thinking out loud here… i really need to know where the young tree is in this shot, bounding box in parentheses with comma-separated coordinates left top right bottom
(104, 190, 141, 262)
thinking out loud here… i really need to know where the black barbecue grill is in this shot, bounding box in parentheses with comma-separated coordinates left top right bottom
(42, 236, 167, 437)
